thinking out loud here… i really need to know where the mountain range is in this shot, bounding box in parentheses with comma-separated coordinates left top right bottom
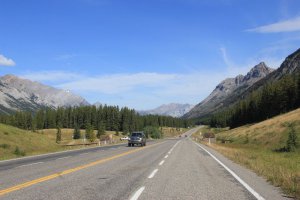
(0, 75, 193, 118)
(1, 48, 299, 118)
(139, 103, 194, 117)
(0, 75, 89, 114)
(184, 48, 300, 119)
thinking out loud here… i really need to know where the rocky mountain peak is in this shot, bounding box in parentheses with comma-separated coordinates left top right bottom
(235, 75, 244, 85)
(276, 48, 300, 76)
(243, 62, 274, 82)
(139, 103, 194, 118)
(183, 62, 274, 119)
(0, 74, 90, 114)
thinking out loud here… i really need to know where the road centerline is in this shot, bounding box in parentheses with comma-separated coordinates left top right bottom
(130, 186, 145, 200)
(148, 169, 159, 179)
(159, 160, 165, 166)
(0, 142, 164, 197)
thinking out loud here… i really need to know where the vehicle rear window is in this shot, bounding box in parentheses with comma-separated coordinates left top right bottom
(131, 132, 142, 137)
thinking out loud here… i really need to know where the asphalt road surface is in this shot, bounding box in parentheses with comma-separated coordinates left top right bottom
(0, 128, 289, 200)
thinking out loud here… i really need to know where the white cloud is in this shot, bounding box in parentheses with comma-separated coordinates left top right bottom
(21, 70, 224, 109)
(219, 47, 250, 76)
(58, 73, 177, 94)
(0, 54, 16, 66)
(247, 16, 300, 33)
(219, 47, 232, 67)
(21, 71, 83, 82)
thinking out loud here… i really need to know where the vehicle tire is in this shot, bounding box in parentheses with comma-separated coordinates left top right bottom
(144, 143, 146, 146)
(128, 143, 131, 147)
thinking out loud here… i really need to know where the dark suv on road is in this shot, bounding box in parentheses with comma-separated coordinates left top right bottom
(128, 132, 146, 147)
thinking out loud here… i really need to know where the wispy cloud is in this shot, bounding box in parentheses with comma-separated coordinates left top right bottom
(0, 54, 16, 66)
(219, 47, 232, 68)
(246, 16, 300, 33)
(21, 71, 84, 82)
(20, 70, 225, 109)
(57, 72, 224, 109)
(58, 73, 177, 94)
(219, 46, 285, 74)
(219, 47, 250, 76)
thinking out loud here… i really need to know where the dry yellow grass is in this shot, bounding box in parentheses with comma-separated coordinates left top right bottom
(194, 108, 300, 199)
(0, 125, 126, 161)
(0, 124, 65, 160)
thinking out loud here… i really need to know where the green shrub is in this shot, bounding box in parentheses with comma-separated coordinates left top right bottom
(0, 143, 10, 149)
(143, 126, 162, 139)
(14, 146, 26, 156)
(286, 126, 298, 152)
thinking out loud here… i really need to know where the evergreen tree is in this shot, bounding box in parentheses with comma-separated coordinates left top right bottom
(85, 124, 95, 142)
(0, 101, 190, 134)
(73, 125, 81, 139)
(31, 118, 37, 132)
(96, 121, 105, 139)
(56, 126, 62, 143)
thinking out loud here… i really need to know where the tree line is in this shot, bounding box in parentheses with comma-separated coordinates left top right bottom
(210, 72, 300, 128)
(0, 105, 190, 133)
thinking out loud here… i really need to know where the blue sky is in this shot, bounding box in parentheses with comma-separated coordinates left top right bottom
(1, 0, 300, 110)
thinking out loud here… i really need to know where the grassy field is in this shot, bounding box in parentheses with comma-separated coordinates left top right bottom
(0, 124, 186, 161)
(193, 108, 300, 199)
(0, 124, 64, 160)
(0, 124, 126, 161)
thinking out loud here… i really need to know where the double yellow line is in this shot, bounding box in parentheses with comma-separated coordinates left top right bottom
(0, 142, 162, 196)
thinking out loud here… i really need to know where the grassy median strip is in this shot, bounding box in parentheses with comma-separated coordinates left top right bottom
(0, 142, 163, 196)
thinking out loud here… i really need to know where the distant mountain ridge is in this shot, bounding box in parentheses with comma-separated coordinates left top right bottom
(0, 74, 89, 114)
(183, 62, 275, 119)
(139, 103, 194, 117)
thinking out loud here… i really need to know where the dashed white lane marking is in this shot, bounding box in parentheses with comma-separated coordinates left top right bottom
(159, 160, 165, 166)
(80, 152, 89, 155)
(164, 155, 169, 159)
(194, 142, 265, 200)
(56, 156, 71, 160)
(17, 162, 44, 168)
(130, 186, 145, 200)
(148, 169, 159, 179)
(169, 141, 180, 153)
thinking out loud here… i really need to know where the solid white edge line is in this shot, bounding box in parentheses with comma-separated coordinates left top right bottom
(159, 160, 165, 166)
(0, 143, 125, 164)
(164, 155, 169, 159)
(194, 142, 265, 200)
(17, 161, 44, 168)
(56, 156, 71, 160)
(148, 169, 159, 179)
(130, 186, 145, 200)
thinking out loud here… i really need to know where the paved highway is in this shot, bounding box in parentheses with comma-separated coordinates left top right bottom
(0, 128, 288, 200)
